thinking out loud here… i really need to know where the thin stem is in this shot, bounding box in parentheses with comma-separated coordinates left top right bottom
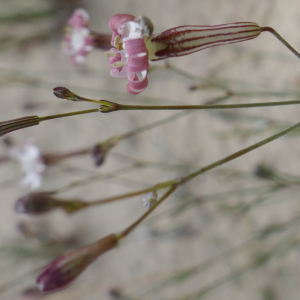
(85, 120, 300, 208)
(119, 111, 191, 140)
(183, 120, 300, 183)
(55, 164, 140, 193)
(88, 180, 177, 206)
(39, 109, 99, 121)
(261, 27, 300, 60)
(118, 185, 177, 239)
(116, 100, 300, 111)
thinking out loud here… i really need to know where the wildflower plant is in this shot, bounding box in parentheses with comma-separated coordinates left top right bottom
(2, 3, 300, 299)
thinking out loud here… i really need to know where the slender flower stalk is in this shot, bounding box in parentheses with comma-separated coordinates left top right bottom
(64, 118, 300, 209)
(53, 86, 300, 113)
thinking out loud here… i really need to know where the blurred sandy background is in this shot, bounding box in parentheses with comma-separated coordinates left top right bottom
(1, 0, 300, 299)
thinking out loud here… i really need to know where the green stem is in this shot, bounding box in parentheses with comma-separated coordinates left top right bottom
(261, 27, 300, 60)
(116, 99, 300, 111)
(39, 109, 99, 121)
(119, 111, 191, 140)
(183, 120, 300, 183)
(88, 180, 177, 206)
(86, 120, 300, 208)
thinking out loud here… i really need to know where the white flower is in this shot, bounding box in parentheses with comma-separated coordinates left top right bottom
(141, 191, 157, 210)
(10, 141, 46, 190)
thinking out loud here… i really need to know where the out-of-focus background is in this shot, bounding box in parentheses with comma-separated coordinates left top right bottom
(1, 1, 300, 299)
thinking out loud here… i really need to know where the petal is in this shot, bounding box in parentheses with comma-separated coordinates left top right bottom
(109, 14, 136, 31)
(127, 71, 148, 94)
(124, 39, 149, 73)
(68, 9, 90, 29)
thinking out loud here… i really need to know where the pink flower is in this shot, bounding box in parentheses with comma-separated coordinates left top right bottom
(62, 9, 94, 65)
(106, 14, 262, 94)
(63, 9, 111, 65)
(107, 15, 150, 94)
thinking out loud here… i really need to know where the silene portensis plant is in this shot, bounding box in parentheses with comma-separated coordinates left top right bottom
(3, 8, 300, 295)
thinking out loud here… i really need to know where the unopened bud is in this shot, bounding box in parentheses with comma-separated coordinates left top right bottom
(92, 144, 106, 166)
(0, 116, 40, 138)
(53, 87, 80, 101)
(15, 192, 88, 215)
(37, 234, 119, 293)
(92, 137, 120, 167)
(15, 192, 57, 215)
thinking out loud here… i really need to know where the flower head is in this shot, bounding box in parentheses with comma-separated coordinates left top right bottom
(10, 140, 46, 190)
(106, 14, 151, 94)
(37, 234, 119, 293)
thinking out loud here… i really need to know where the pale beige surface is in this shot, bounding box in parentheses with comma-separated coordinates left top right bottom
(1, 0, 300, 299)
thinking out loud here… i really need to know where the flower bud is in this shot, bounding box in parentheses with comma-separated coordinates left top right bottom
(37, 234, 119, 293)
(53, 87, 80, 101)
(15, 192, 57, 215)
(92, 144, 106, 166)
(15, 192, 88, 215)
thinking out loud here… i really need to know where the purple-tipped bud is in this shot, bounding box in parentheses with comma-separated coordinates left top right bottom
(92, 144, 106, 166)
(15, 192, 88, 215)
(15, 192, 57, 215)
(37, 234, 119, 293)
(0, 116, 40, 138)
(53, 87, 80, 101)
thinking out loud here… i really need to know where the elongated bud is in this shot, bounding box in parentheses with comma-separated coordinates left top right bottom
(15, 192, 57, 215)
(151, 22, 261, 60)
(15, 192, 88, 215)
(53, 87, 80, 101)
(92, 144, 106, 166)
(92, 137, 120, 166)
(0, 116, 40, 137)
(37, 234, 119, 293)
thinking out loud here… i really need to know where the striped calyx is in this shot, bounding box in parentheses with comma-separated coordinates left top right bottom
(0, 116, 40, 138)
(150, 22, 261, 60)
